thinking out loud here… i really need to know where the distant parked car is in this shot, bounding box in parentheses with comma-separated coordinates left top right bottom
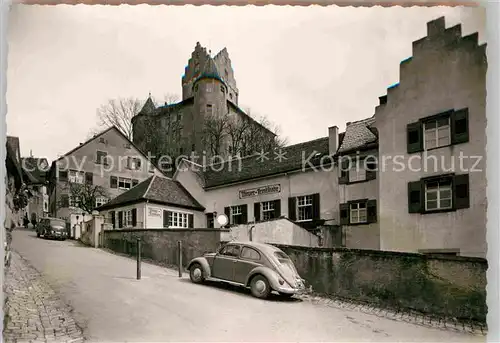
(36, 217, 68, 240)
(186, 241, 306, 299)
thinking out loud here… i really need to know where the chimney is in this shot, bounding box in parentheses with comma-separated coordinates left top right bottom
(328, 126, 339, 155)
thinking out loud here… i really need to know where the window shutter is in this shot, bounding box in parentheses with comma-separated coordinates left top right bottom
(188, 214, 194, 228)
(224, 207, 230, 220)
(241, 205, 248, 224)
(288, 197, 296, 221)
(85, 172, 93, 185)
(59, 170, 68, 182)
(131, 208, 137, 227)
(312, 193, 320, 220)
(407, 121, 423, 153)
(339, 203, 349, 225)
(126, 157, 131, 169)
(365, 156, 377, 181)
(254, 203, 261, 222)
(408, 181, 423, 213)
(136, 159, 142, 169)
(110, 176, 118, 188)
(451, 108, 469, 145)
(454, 174, 470, 210)
(367, 200, 377, 223)
(132, 179, 139, 187)
(163, 210, 169, 227)
(118, 211, 123, 228)
(111, 211, 116, 228)
(274, 199, 281, 218)
(338, 157, 349, 184)
(60, 194, 69, 207)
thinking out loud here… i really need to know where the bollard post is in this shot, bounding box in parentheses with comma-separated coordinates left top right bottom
(136, 238, 141, 280)
(177, 240, 182, 277)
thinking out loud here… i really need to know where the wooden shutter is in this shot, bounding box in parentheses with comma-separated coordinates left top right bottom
(188, 214, 194, 228)
(163, 210, 169, 227)
(59, 170, 68, 182)
(136, 159, 142, 169)
(407, 121, 423, 153)
(408, 181, 423, 213)
(339, 203, 349, 225)
(131, 208, 137, 227)
(288, 197, 296, 221)
(110, 176, 118, 188)
(111, 211, 116, 228)
(224, 207, 230, 224)
(367, 200, 377, 223)
(454, 174, 470, 210)
(254, 203, 261, 222)
(60, 194, 69, 207)
(85, 172, 93, 185)
(312, 193, 320, 220)
(118, 211, 123, 228)
(451, 108, 469, 145)
(241, 205, 248, 224)
(273, 199, 281, 218)
(338, 157, 349, 184)
(365, 156, 377, 181)
(132, 179, 139, 187)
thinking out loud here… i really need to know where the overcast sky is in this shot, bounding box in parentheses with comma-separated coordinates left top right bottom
(6, 4, 485, 162)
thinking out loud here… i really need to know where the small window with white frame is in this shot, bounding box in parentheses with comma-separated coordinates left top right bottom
(348, 159, 366, 183)
(168, 211, 189, 228)
(206, 83, 213, 93)
(69, 196, 80, 208)
(230, 205, 243, 225)
(68, 170, 84, 184)
(95, 196, 108, 208)
(125, 210, 133, 227)
(261, 201, 275, 221)
(425, 179, 452, 211)
(118, 177, 132, 190)
(424, 117, 451, 150)
(350, 202, 367, 224)
(297, 195, 313, 222)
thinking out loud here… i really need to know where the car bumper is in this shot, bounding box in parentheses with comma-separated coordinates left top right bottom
(276, 282, 306, 294)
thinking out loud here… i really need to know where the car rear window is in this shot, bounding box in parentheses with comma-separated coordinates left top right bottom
(50, 219, 65, 227)
(274, 251, 290, 261)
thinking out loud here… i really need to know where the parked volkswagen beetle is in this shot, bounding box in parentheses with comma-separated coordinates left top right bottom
(186, 241, 306, 299)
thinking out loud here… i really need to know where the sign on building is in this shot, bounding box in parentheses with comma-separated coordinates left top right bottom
(148, 207, 161, 217)
(239, 184, 281, 199)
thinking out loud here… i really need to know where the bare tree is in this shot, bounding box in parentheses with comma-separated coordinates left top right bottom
(202, 113, 231, 157)
(59, 182, 108, 214)
(93, 93, 180, 140)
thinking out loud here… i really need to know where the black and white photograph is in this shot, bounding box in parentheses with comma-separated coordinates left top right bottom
(2, 2, 494, 342)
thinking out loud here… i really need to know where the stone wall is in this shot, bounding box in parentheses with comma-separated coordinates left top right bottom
(102, 228, 229, 268)
(273, 244, 487, 322)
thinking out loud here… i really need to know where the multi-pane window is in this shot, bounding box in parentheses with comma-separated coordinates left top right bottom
(231, 205, 243, 225)
(69, 196, 80, 208)
(350, 202, 367, 224)
(425, 179, 452, 211)
(261, 201, 275, 221)
(125, 210, 133, 227)
(206, 104, 213, 115)
(297, 195, 313, 222)
(168, 211, 189, 228)
(127, 157, 141, 170)
(95, 197, 107, 208)
(348, 160, 366, 183)
(118, 177, 132, 190)
(424, 117, 450, 150)
(68, 170, 84, 184)
(96, 151, 108, 165)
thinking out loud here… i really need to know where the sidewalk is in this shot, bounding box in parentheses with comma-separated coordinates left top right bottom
(3, 251, 85, 343)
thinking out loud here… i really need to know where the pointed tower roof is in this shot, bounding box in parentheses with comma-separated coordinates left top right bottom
(194, 57, 224, 85)
(137, 94, 156, 116)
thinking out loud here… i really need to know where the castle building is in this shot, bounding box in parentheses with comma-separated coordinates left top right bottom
(131, 43, 278, 173)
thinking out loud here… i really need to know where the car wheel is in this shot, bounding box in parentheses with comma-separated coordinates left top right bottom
(189, 263, 205, 284)
(250, 275, 271, 299)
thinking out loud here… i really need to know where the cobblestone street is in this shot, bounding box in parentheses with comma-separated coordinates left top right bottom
(3, 250, 85, 343)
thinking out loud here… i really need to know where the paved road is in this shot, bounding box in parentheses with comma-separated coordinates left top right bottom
(11, 229, 482, 342)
